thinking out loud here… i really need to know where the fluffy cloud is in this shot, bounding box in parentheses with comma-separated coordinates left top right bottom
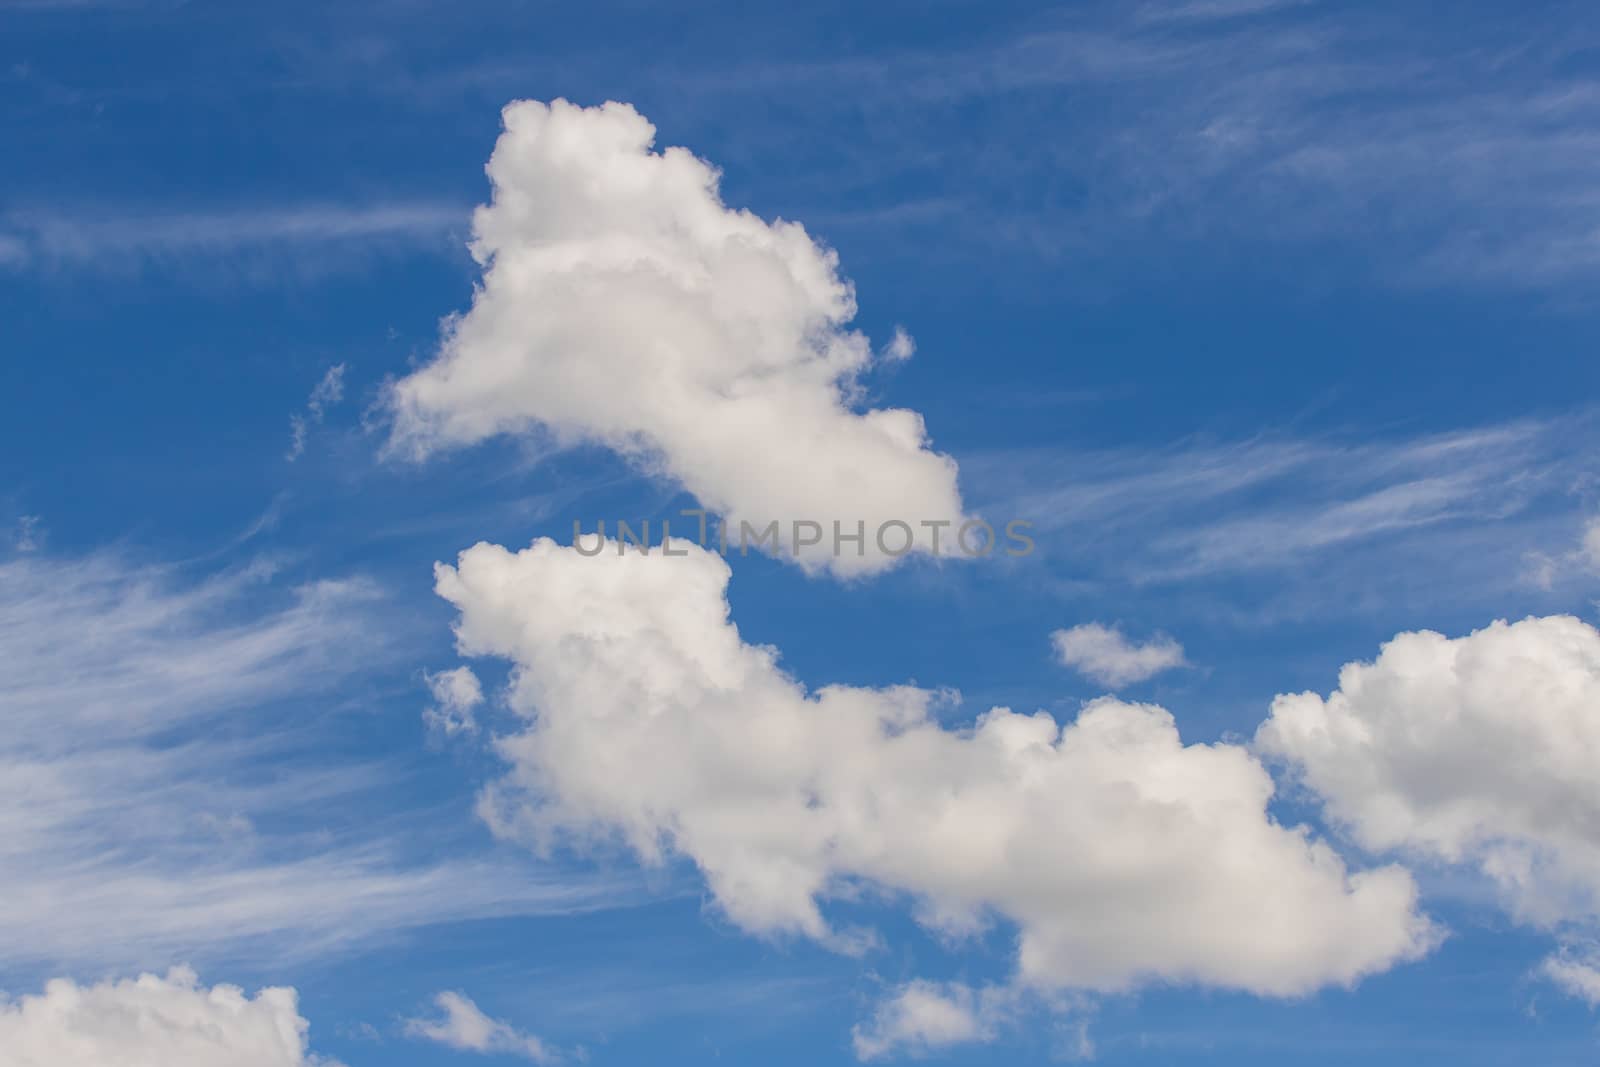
(0, 968, 337, 1067)
(423, 665, 485, 737)
(1541, 944, 1600, 1007)
(851, 982, 1009, 1060)
(1257, 615, 1600, 929)
(437, 537, 1434, 1002)
(386, 99, 966, 576)
(405, 992, 555, 1063)
(1051, 622, 1186, 687)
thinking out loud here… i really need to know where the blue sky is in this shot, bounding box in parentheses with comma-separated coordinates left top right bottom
(4, 1, 1600, 1064)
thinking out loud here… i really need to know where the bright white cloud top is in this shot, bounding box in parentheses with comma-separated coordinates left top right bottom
(1258, 615, 1600, 929)
(387, 99, 966, 576)
(1052, 622, 1186, 687)
(0, 968, 336, 1067)
(436, 537, 1435, 999)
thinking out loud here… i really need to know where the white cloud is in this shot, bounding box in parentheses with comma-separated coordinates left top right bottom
(981, 419, 1565, 584)
(437, 537, 1434, 1002)
(287, 364, 347, 461)
(1051, 622, 1185, 687)
(882, 326, 916, 362)
(1522, 514, 1600, 591)
(1541, 943, 1600, 1007)
(1257, 615, 1600, 928)
(0, 549, 625, 968)
(0, 967, 338, 1067)
(386, 99, 966, 576)
(405, 992, 555, 1063)
(12, 514, 42, 553)
(1581, 517, 1600, 574)
(2, 203, 463, 275)
(423, 665, 485, 737)
(852, 982, 1010, 1060)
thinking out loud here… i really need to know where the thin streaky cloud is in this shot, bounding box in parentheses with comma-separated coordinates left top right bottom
(0, 548, 637, 970)
(974, 417, 1579, 583)
(1, 202, 467, 272)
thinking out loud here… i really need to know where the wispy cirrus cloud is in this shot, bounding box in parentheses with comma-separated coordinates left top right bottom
(17, 6, 1591, 291)
(632, 4, 1600, 289)
(287, 364, 347, 462)
(0, 547, 630, 971)
(0, 202, 466, 278)
(970, 415, 1600, 621)
(983, 419, 1570, 567)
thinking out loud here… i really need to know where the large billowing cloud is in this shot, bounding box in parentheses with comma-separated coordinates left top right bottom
(1257, 615, 1600, 928)
(436, 538, 1434, 1001)
(0, 968, 336, 1067)
(386, 99, 966, 576)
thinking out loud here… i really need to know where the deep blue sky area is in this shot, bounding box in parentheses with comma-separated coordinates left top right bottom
(4, 1, 1600, 1064)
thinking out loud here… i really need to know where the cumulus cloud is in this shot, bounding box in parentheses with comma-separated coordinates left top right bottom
(386, 99, 966, 576)
(1541, 943, 1600, 1007)
(0, 967, 338, 1067)
(851, 981, 1010, 1060)
(436, 537, 1434, 1003)
(1051, 623, 1186, 688)
(405, 992, 555, 1063)
(423, 665, 485, 737)
(1257, 615, 1600, 928)
(851, 983, 1093, 1062)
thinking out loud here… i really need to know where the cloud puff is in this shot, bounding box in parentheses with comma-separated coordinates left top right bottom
(0, 968, 337, 1067)
(851, 982, 1010, 1060)
(1541, 944, 1600, 1007)
(1051, 623, 1186, 687)
(405, 992, 555, 1063)
(423, 665, 485, 737)
(386, 99, 965, 576)
(436, 537, 1434, 1002)
(1257, 615, 1600, 928)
